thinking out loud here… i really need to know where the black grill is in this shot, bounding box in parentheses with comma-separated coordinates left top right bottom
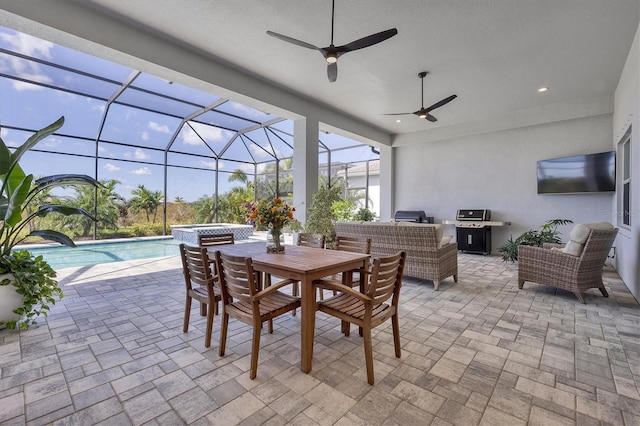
(394, 210, 434, 223)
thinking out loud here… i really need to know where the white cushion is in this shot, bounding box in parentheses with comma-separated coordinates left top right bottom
(438, 235, 453, 248)
(562, 222, 613, 256)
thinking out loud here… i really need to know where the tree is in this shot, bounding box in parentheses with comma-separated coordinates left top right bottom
(55, 179, 123, 237)
(129, 185, 163, 223)
(192, 194, 216, 224)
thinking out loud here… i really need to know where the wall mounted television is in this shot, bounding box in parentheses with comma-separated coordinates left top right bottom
(537, 151, 616, 194)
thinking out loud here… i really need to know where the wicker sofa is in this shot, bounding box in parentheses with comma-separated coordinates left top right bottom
(334, 221, 458, 290)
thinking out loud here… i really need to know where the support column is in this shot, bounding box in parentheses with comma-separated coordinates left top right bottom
(378, 144, 393, 221)
(293, 117, 319, 224)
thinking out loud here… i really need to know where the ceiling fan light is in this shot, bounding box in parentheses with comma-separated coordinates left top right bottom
(326, 54, 337, 64)
(419, 112, 427, 119)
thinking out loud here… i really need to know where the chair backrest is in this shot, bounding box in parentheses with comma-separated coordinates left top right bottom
(198, 233, 235, 247)
(296, 233, 325, 248)
(180, 243, 215, 291)
(580, 228, 618, 266)
(367, 251, 406, 306)
(334, 235, 371, 254)
(214, 251, 258, 304)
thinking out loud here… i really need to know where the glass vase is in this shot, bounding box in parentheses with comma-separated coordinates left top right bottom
(266, 226, 285, 253)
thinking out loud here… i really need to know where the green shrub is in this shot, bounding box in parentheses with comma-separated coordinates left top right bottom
(499, 219, 573, 262)
(353, 207, 376, 221)
(129, 223, 165, 237)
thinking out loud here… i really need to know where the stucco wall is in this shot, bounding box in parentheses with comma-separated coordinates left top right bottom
(612, 23, 640, 300)
(393, 114, 615, 260)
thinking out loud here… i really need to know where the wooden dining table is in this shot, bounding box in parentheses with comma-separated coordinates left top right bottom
(207, 241, 370, 373)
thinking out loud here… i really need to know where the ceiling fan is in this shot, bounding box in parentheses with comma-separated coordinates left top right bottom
(385, 72, 457, 122)
(266, 0, 397, 82)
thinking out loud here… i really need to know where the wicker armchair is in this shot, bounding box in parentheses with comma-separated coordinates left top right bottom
(518, 227, 618, 303)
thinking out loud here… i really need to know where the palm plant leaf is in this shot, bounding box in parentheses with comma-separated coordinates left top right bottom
(28, 230, 76, 247)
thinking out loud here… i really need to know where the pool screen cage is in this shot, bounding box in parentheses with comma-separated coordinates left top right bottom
(0, 26, 380, 239)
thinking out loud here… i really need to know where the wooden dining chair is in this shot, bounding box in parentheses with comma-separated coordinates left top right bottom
(288, 233, 326, 300)
(313, 251, 406, 385)
(196, 233, 234, 316)
(214, 251, 301, 379)
(317, 235, 372, 300)
(179, 243, 221, 348)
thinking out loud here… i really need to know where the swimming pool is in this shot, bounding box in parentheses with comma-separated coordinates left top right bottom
(20, 237, 182, 270)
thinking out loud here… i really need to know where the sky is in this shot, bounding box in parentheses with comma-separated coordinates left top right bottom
(0, 26, 379, 203)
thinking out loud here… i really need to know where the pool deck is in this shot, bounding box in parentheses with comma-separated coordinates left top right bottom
(1, 240, 638, 425)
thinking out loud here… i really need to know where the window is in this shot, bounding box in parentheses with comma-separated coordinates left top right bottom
(618, 128, 631, 227)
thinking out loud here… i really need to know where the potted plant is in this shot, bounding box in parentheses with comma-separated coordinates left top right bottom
(0, 116, 101, 329)
(498, 218, 573, 262)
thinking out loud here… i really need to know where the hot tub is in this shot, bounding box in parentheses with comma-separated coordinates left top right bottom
(170, 223, 254, 245)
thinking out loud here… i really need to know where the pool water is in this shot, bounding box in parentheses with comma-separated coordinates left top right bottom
(21, 237, 182, 270)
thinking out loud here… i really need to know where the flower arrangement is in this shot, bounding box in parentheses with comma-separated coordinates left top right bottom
(248, 197, 295, 252)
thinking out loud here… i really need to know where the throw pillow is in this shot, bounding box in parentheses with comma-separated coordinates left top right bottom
(562, 222, 613, 256)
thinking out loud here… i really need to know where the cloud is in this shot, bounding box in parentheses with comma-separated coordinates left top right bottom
(103, 163, 120, 172)
(149, 121, 170, 133)
(0, 32, 53, 90)
(124, 148, 150, 160)
(130, 167, 152, 175)
(250, 142, 279, 158)
(42, 138, 61, 148)
(141, 131, 149, 141)
(98, 145, 107, 153)
(134, 148, 150, 160)
(181, 123, 232, 146)
(200, 160, 216, 169)
(227, 101, 269, 120)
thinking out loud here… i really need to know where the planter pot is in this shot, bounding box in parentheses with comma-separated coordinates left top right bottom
(0, 273, 23, 327)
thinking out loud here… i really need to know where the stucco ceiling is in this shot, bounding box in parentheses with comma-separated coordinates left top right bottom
(3, 0, 640, 137)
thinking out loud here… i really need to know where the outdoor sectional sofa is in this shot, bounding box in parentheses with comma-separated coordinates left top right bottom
(334, 221, 458, 290)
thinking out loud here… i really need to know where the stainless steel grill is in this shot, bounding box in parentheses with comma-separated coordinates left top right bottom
(455, 209, 494, 254)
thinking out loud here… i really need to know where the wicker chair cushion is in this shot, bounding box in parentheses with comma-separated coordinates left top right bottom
(563, 222, 614, 256)
(439, 235, 453, 248)
(396, 221, 444, 244)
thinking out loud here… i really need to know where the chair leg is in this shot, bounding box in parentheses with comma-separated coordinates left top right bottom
(599, 287, 609, 297)
(268, 318, 273, 334)
(574, 291, 586, 304)
(219, 312, 229, 356)
(250, 322, 262, 380)
(205, 302, 215, 348)
(392, 314, 401, 358)
(200, 302, 207, 317)
(518, 279, 525, 289)
(292, 282, 299, 316)
(453, 274, 458, 283)
(363, 327, 375, 385)
(342, 321, 350, 336)
(183, 296, 192, 333)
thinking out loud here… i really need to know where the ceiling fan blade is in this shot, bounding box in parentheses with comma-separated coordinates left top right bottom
(426, 114, 438, 122)
(327, 62, 338, 82)
(337, 28, 398, 53)
(425, 94, 457, 112)
(266, 30, 319, 51)
(382, 112, 412, 116)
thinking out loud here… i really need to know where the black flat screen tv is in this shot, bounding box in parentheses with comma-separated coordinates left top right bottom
(537, 151, 616, 194)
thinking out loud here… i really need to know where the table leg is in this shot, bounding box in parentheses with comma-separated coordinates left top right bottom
(300, 276, 315, 373)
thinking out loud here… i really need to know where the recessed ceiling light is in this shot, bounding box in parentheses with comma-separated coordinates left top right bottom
(538, 86, 549, 92)
(395, 119, 402, 123)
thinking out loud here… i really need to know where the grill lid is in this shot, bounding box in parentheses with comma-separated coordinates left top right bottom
(456, 209, 491, 221)
(394, 210, 430, 223)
